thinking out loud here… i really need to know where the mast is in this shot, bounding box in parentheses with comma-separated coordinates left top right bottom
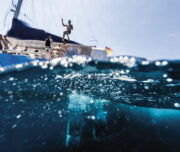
(14, 0, 23, 19)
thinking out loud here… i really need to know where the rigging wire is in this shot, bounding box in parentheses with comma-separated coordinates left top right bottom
(1, 0, 16, 32)
(23, 13, 34, 26)
(11, 0, 17, 9)
(2, 0, 36, 33)
(80, 0, 98, 45)
(49, 1, 60, 35)
(56, 1, 64, 37)
(43, 0, 45, 28)
(49, 1, 57, 32)
(14, 0, 35, 27)
(31, 0, 38, 28)
(1, 0, 15, 33)
(3, 7, 11, 28)
(49, 0, 54, 30)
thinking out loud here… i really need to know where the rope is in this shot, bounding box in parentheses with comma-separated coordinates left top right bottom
(3, 7, 11, 28)
(11, 0, 17, 9)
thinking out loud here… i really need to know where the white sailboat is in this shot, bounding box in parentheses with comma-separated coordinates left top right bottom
(2, 0, 110, 60)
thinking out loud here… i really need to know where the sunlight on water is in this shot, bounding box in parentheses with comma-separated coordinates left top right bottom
(0, 55, 179, 152)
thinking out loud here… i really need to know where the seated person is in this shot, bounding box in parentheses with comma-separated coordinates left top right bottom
(45, 36, 53, 52)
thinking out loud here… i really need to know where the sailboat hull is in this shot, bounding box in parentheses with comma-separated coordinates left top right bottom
(4, 19, 107, 60)
(4, 37, 94, 60)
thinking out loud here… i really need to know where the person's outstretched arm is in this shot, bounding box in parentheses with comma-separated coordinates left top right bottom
(61, 18, 67, 27)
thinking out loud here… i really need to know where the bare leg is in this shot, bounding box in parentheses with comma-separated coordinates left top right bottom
(62, 32, 66, 42)
(67, 34, 70, 41)
(63, 31, 69, 43)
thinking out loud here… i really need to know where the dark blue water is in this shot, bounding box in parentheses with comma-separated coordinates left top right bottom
(0, 55, 179, 152)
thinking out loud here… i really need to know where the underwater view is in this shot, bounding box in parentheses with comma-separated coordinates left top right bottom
(0, 55, 179, 152)
(1, 0, 180, 151)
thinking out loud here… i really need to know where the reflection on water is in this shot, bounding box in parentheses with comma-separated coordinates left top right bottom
(0, 56, 179, 152)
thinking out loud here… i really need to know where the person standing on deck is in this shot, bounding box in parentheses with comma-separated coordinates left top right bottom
(45, 36, 53, 52)
(61, 18, 73, 43)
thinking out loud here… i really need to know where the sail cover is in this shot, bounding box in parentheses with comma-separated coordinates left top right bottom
(6, 18, 79, 44)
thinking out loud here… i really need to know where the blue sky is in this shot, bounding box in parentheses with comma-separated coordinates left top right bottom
(0, 0, 180, 59)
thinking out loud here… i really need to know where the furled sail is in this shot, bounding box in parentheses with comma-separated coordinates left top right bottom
(7, 18, 79, 44)
(6, 0, 79, 44)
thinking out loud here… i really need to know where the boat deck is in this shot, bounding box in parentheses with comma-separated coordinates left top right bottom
(3, 37, 92, 59)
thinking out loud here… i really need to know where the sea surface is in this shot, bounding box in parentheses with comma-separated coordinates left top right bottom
(0, 54, 179, 152)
